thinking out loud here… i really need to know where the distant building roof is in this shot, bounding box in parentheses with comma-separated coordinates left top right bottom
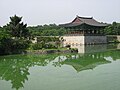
(60, 15, 108, 27)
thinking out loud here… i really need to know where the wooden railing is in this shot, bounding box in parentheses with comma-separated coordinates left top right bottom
(65, 33, 105, 36)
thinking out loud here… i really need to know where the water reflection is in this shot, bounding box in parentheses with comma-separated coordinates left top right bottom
(0, 44, 120, 90)
(53, 54, 111, 72)
(0, 54, 57, 90)
(71, 43, 120, 53)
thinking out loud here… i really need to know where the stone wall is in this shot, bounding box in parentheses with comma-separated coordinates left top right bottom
(63, 35, 107, 45)
(85, 36, 107, 44)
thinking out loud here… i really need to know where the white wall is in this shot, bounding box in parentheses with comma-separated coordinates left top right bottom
(71, 45, 85, 53)
(63, 36, 85, 46)
(117, 36, 120, 42)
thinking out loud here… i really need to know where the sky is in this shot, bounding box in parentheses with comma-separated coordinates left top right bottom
(0, 0, 120, 26)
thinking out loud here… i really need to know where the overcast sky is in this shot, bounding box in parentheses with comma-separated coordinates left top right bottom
(0, 0, 120, 26)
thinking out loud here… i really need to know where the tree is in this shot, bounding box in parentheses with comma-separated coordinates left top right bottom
(0, 27, 12, 55)
(27, 24, 66, 36)
(6, 15, 30, 39)
(104, 22, 120, 35)
(0, 15, 31, 55)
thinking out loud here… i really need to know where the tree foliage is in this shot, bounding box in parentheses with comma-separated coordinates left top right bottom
(6, 15, 30, 39)
(31, 36, 62, 50)
(0, 15, 31, 55)
(27, 24, 66, 36)
(0, 27, 12, 55)
(104, 22, 120, 35)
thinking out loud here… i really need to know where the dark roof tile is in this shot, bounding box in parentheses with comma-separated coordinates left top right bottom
(60, 16, 108, 27)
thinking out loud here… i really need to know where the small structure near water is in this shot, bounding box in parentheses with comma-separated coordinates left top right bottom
(60, 15, 108, 45)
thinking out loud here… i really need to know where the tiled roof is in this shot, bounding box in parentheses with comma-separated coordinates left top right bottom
(60, 16, 108, 27)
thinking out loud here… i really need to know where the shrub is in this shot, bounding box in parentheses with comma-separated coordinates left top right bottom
(31, 43, 43, 50)
(70, 48, 78, 53)
(44, 43, 57, 49)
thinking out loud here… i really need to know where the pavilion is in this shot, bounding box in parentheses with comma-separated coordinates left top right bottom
(60, 15, 108, 45)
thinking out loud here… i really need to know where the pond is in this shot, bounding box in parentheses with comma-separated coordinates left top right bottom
(0, 44, 120, 90)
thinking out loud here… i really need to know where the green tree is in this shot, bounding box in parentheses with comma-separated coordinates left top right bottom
(0, 15, 31, 55)
(104, 22, 120, 35)
(6, 15, 30, 39)
(0, 27, 12, 55)
(6, 15, 31, 53)
(27, 24, 66, 36)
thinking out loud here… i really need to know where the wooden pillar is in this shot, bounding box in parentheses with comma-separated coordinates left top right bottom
(90, 30, 92, 34)
(92, 30, 94, 34)
(83, 30, 85, 35)
(85, 30, 87, 34)
(88, 30, 90, 34)
(81, 30, 83, 34)
(98, 30, 100, 34)
(94, 30, 97, 34)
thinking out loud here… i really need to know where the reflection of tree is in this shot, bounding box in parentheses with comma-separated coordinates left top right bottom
(0, 58, 29, 90)
(0, 54, 57, 90)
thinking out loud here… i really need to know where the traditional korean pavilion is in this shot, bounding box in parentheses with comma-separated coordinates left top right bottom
(60, 16, 108, 45)
(60, 15, 108, 36)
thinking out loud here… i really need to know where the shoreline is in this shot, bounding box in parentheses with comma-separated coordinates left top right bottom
(26, 49, 78, 55)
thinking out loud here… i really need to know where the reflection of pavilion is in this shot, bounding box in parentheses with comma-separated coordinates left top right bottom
(63, 53, 111, 72)
(71, 44, 107, 53)
(64, 59, 110, 72)
(53, 44, 120, 72)
(71, 44, 119, 53)
(52, 47, 120, 72)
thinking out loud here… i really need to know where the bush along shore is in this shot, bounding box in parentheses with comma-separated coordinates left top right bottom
(26, 48, 78, 55)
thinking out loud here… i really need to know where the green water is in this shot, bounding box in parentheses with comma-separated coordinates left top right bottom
(0, 44, 120, 90)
